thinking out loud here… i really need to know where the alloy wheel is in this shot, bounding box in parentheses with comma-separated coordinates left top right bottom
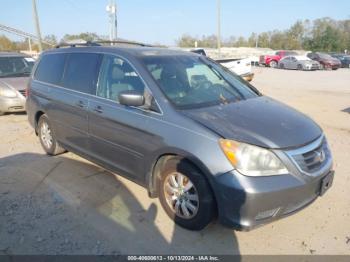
(163, 172, 199, 219)
(40, 121, 53, 149)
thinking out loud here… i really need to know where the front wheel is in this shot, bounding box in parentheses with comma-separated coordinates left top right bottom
(297, 64, 303, 70)
(158, 158, 216, 230)
(38, 114, 66, 155)
(269, 60, 277, 68)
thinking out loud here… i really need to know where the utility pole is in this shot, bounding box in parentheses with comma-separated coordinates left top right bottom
(31, 0, 43, 52)
(106, 0, 117, 42)
(217, 0, 221, 58)
(28, 38, 32, 52)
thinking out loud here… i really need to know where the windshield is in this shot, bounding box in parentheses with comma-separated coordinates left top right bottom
(142, 55, 259, 109)
(0, 56, 34, 78)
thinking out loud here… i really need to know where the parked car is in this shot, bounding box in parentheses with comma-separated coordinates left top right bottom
(329, 53, 350, 68)
(306, 52, 341, 70)
(0, 52, 34, 115)
(259, 50, 298, 68)
(278, 55, 320, 70)
(189, 49, 254, 81)
(27, 41, 334, 231)
(216, 58, 254, 81)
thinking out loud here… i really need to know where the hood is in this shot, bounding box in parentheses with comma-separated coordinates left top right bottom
(0, 77, 29, 91)
(182, 96, 322, 149)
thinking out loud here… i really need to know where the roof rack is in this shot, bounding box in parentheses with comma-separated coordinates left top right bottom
(55, 40, 100, 48)
(94, 40, 153, 47)
(55, 39, 153, 48)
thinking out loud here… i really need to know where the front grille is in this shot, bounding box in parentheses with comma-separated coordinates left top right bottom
(290, 138, 331, 174)
(18, 89, 26, 97)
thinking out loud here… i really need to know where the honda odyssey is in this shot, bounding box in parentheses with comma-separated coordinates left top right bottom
(27, 42, 334, 231)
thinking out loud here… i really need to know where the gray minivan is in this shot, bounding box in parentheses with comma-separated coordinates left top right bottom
(27, 42, 334, 231)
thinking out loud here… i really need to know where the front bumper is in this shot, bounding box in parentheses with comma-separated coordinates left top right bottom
(0, 96, 26, 113)
(241, 72, 254, 82)
(212, 167, 333, 231)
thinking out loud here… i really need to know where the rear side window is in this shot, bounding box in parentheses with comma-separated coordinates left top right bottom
(34, 53, 66, 85)
(62, 53, 101, 94)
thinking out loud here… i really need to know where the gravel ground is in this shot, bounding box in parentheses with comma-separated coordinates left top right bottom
(0, 67, 349, 255)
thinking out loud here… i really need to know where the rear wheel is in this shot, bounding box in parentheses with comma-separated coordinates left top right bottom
(38, 114, 66, 155)
(269, 60, 277, 68)
(158, 158, 216, 230)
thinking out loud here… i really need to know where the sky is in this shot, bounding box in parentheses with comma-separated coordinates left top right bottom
(0, 0, 349, 45)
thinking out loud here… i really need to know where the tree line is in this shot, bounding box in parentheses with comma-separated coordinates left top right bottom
(177, 17, 350, 52)
(0, 32, 103, 52)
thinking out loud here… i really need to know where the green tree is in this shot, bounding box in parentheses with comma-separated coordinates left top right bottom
(62, 32, 101, 42)
(0, 35, 16, 51)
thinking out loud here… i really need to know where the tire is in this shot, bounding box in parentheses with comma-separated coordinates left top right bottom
(158, 158, 216, 231)
(279, 63, 284, 69)
(269, 60, 277, 68)
(297, 64, 303, 70)
(38, 114, 66, 155)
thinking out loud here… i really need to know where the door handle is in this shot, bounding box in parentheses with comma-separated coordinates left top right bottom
(93, 105, 103, 113)
(76, 100, 86, 108)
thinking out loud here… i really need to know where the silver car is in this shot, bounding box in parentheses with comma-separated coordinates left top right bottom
(279, 55, 320, 71)
(0, 52, 34, 115)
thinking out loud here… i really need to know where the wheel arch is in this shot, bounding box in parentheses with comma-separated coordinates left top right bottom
(34, 110, 45, 134)
(147, 151, 217, 204)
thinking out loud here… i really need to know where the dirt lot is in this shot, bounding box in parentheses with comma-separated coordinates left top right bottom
(0, 68, 349, 255)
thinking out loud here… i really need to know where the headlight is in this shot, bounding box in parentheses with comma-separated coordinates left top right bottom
(0, 86, 17, 98)
(219, 139, 288, 176)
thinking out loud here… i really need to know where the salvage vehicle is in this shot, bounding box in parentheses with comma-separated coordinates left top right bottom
(0, 52, 34, 115)
(306, 52, 341, 70)
(278, 55, 320, 70)
(190, 49, 254, 81)
(259, 50, 298, 68)
(27, 41, 334, 231)
(330, 53, 350, 68)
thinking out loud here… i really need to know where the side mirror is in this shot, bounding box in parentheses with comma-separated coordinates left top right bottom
(118, 90, 145, 107)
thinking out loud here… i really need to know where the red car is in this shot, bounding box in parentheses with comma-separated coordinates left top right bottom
(259, 50, 298, 68)
(307, 52, 341, 70)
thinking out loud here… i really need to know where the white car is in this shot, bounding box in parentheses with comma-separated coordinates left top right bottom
(217, 57, 254, 81)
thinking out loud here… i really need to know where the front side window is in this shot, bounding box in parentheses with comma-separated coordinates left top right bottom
(142, 55, 258, 109)
(62, 53, 101, 94)
(0, 56, 34, 78)
(96, 55, 145, 102)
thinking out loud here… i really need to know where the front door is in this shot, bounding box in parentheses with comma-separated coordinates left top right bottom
(88, 54, 158, 182)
